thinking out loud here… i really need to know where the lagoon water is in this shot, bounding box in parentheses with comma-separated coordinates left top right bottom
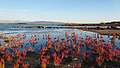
(0, 23, 120, 53)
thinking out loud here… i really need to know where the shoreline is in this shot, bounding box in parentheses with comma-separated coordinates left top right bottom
(87, 29, 120, 36)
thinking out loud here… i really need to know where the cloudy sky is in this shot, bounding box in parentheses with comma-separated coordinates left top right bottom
(0, 0, 120, 23)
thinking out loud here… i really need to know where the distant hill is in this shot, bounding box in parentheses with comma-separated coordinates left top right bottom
(0, 20, 64, 24)
(0, 20, 30, 23)
(31, 21, 64, 24)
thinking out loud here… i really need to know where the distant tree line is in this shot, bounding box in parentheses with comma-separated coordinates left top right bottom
(100, 21, 120, 25)
(60, 21, 120, 26)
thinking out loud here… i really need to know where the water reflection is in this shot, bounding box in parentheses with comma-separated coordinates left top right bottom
(110, 36, 116, 45)
(0, 29, 120, 52)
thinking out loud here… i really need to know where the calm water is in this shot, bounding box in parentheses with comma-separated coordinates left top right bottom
(0, 23, 120, 53)
(0, 23, 120, 33)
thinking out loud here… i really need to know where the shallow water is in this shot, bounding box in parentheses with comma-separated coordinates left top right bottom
(0, 23, 120, 52)
(0, 29, 120, 52)
(0, 23, 120, 68)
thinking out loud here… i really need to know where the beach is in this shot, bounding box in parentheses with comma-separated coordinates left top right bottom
(89, 30, 120, 36)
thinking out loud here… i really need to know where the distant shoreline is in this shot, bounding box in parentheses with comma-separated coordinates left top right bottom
(88, 30, 120, 36)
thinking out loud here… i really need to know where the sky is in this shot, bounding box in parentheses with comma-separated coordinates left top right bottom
(0, 0, 120, 23)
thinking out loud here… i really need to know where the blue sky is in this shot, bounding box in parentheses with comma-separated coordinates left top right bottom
(0, 0, 120, 23)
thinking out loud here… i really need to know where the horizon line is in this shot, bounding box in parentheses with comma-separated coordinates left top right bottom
(0, 19, 120, 24)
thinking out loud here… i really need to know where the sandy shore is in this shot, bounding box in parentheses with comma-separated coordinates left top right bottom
(88, 30, 120, 36)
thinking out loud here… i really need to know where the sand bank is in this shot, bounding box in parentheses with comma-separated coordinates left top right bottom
(89, 30, 120, 36)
